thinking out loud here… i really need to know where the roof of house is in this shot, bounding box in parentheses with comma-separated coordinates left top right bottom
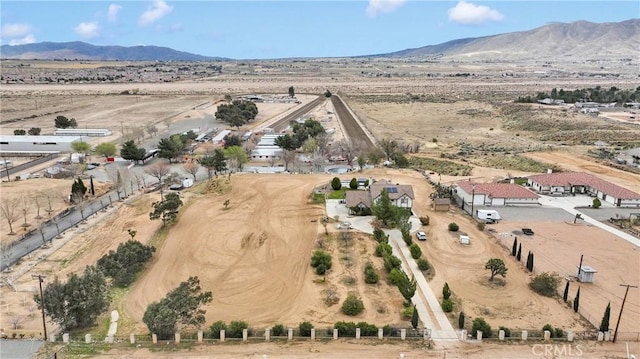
(370, 180, 415, 200)
(528, 172, 640, 200)
(346, 190, 372, 208)
(456, 181, 539, 199)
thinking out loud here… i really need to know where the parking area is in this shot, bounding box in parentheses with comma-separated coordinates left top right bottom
(475, 205, 573, 222)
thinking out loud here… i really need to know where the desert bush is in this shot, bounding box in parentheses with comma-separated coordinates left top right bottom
(441, 299, 453, 312)
(310, 250, 332, 275)
(419, 216, 430, 225)
(364, 263, 379, 284)
(448, 222, 459, 232)
(375, 242, 392, 257)
(382, 324, 397, 336)
(342, 295, 365, 316)
(334, 321, 357, 336)
(299, 321, 314, 337)
(554, 327, 564, 338)
(373, 228, 388, 243)
(417, 258, 430, 271)
(271, 324, 285, 337)
(472, 317, 492, 338)
(357, 322, 378, 336)
(477, 222, 486, 231)
(210, 321, 227, 339)
(227, 320, 249, 338)
(383, 255, 402, 272)
(529, 272, 560, 297)
(387, 268, 405, 286)
(409, 243, 422, 259)
(499, 326, 511, 338)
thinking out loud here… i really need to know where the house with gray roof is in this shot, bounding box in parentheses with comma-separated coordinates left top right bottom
(345, 179, 414, 214)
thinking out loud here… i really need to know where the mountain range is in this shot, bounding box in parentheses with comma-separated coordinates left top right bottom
(1, 19, 638, 61)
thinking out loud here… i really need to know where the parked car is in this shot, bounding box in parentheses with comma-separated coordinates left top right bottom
(336, 222, 353, 230)
(169, 184, 184, 191)
(522, 228, 535, 235)
(416, 231, 427, 241)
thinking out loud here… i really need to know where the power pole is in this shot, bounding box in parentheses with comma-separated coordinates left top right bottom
(612, 283, 638, 343)
(32, 274, 48, 340)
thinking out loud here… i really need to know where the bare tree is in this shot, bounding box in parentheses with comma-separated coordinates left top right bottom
(146, 124, 158, 138)
(105, 165, 124, 199)
(144, 162, 170, 199)
(379, 138, 399, 161)
(37, 221, 47, 245)
(73, 192, 88, 221)
(316, 133, 331, 158)
(282, 150, 296, 172)
(19, 197, 32, 228)
(41, 190, 57, 214)
(10, 315, 22, 330)
(131, 168, 148, 189)
(0, 197, 20, 234)
(183, 162, 200, 181)
(130, 126, 145, 144)
(32, 192, 44, 219)
(51, 216, 63, 239)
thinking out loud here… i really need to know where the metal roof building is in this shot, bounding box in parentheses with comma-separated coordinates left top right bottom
(0, 135, 82, 153)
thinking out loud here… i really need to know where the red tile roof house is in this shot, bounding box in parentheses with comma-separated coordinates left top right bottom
(455, 181, 540, 215)
(345, 180, 415, 215)
(527, 172, 640, 207)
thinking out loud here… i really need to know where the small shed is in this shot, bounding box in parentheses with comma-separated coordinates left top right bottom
(577, 266, 597, 283)
(459, 235, 470, 245)
(432, 198, 451, 212)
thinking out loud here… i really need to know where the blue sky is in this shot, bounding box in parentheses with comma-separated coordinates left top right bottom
(1, 1, 638, 59)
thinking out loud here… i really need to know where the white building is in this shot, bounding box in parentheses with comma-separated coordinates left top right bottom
(455, 182, 539, 215)
(250, 147, 282, 161)
(0, 135, 82, 153)
(211, 130, 231, 145)
(54, 128, 112, 137)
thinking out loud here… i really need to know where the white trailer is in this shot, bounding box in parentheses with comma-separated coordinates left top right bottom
(477, 209, 501, 222)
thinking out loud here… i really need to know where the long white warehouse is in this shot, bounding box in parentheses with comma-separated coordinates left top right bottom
(0, 135, 82, 153)
(54, 128, 112, 137)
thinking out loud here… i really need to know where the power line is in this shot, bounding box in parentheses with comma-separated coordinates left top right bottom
(613, 283, 638, 343)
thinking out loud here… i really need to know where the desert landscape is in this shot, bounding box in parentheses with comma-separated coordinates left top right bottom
(1, 54, 639, 359)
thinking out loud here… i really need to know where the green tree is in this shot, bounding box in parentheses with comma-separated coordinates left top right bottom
(288, 86, 295, 98)
(35, 266, 110, 331)
(374, 242, 392, 257)
(458, 312, 465, 329)
(324, 90, 332, 97)
(227, 321, 248, 338)
(417, 258, 430, 271)
(13, 129, 26, 135)
(54, 115, 77, 129)
(396, 271, 417, 306)
(274, 134, 299, 151)
(28, 127, 41, 135)
(363, 262, 379, 284)
(563, 281, 570, 302)
(516, 243, 522, 261)
(529, 272, 560, 297)
(373, 188, 396, 227)
(71, 141, 91, 154)
(331, 177, 342, 190)
(592, 197, 602, 208)
(142, 276, 213, 340)
(599, 302, 611, 332)
(485, 258, 508, 281)
(511, 237, 518, 256)
(223, 145, 248, 171)
(373, 228, 388, 243)
(120, 140, 146, 163)
(310, 250, 332, 275)
(441, 299, 453, 312)
(96, 240, 155, 287)
(341, 294, 364, 316)
(349, 177, 358, 190)
(149, 192, 183, 225)
(157, 137, 180, 163)
(443, 282, 451, 300)
(222, 134, 242, 149)
(471, 317, 492, 338)
(409, 243, 422, 259)
(411, 305, 419, 329)
(448, 222, 459, 231)
(299, 321, 313, 337)
(573, 287, 580, 312)
(378, 138, 399, 161)
(71, 178, 87, 199)
(209, 321, 227, 339)
(383, 255, 402, 273)
(215, 100, 258, 128)
(95, 142, 117, 159)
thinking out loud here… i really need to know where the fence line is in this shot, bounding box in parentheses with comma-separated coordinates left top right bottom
(1, 153, 59, 177)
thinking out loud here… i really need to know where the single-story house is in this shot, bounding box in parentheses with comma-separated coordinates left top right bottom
(527, 172, 640, 207)
(345, 179, 414, 214)
(455, 182, 539, 212)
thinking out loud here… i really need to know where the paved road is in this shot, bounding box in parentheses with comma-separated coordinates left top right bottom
(0, 339, 44, 359)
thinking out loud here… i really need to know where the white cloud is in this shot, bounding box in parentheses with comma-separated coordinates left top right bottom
(10, 34, 36, 45)
(138, 0, 173, 27)
(366, 0, 406, 18)
(74, 22, 100, 38)
(448, 1, 504, 25)
(107, 4, 122, 22)
(1, 23, 33, 38)
(169, 23, 183, 32)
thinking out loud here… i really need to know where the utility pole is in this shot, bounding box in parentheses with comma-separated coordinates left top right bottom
(31, 274, 48, 340)
(613, 283, 638, 343)
(470, 184, 476, 218)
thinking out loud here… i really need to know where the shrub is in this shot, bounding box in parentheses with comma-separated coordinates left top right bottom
(299, 321, 314, 337)
(210, 321, 227, 339)
(387, 268, 405, 286)
(341, 294, 365, 316)
(401, 229, 412, 246)
(477, 222, 485, 231)
(227, 320, 248, 338)
(542, 324, 553, 335)
(441, 299, 453, 312)
(499, 326, 511, 338)
(310, 250, 332, 274)
(334, 321, 357, 336)
(271, 324, 285, 337)
(373, 228, 388, 243)
(417, 258, 430, 271)
(349, 178, 358, 190)
(448, 222, 459, 232)
(364, 263, 379, 284)
(383, 255, 402, 272)
(409, 243, 422, 259)
(554, 327, 564, 338)
(442, 282, 451, 300)
(382, 324, 397, 336)
(592, 197, 601, 208)
(96, 240, 155, 287)
(458, 312, 465, 329)
(375, 242, 392, 257)
(419, 216, 430, 226)
(331, 177, 341, 190)
(471, 317, 492, 338)
(357, 322, 378, 337)
(529, 272, 560, 297)
(401, 305, 414, 319)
